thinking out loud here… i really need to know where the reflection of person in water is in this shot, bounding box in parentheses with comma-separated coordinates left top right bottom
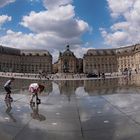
(30, 104, 46, 121)
(5, 100, 16, 122)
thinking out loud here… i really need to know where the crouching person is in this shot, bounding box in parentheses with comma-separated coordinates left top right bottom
(29, 83, 45, 105)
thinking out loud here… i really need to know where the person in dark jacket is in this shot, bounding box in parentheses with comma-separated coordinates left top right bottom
(4, 77, 15, 101)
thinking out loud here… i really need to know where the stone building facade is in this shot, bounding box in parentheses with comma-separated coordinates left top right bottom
(56, 45, 79, 73)
(20, 50, 52, 73)
(0, 45, 52, 74)
(52, 61, 58, 74)
(83, 49, 117, 74)
(83, 44, 140, 74)
(1, 44, 140, 74)
(0, 46, 21, 72)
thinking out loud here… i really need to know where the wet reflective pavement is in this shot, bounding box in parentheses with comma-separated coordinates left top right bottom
(1, 76, 140, 139)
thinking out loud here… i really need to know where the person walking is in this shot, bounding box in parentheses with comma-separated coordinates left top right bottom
(4, 77, 15, 101)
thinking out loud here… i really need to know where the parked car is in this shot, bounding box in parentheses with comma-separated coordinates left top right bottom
(87, 73, 98, 78)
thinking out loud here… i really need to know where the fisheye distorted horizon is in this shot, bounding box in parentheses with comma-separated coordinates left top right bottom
(0, 0, 140, 62)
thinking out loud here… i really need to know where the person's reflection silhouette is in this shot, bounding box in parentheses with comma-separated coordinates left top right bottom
(30, 103, 46, 121)
(5, 100, 16, 122)
(124, 75, 131, 85)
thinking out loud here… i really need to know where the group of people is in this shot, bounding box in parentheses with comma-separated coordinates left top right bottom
(4, 77, 45, 105)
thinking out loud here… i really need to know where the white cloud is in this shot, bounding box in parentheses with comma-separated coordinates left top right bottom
(101, 0, 140, 47)
(111, 22, 130, 31)
(27, 0, 40, 5)
(107, 0, 135, 18)
(28, 0, 39, 2)
(72, 45, 93, 58)
(0, 15, 11, 27)
(21, 5, 89, 38)
(1, 30, 67, 50)
(0, 0, 92, 62)
(100, 29, 129, 46)
(0, 0, 15, 8)
(0, 30, 90, 62)
(43, 0, 72, 10)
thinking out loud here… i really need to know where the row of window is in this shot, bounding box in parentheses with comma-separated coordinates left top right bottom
(86, 64, 116, 67)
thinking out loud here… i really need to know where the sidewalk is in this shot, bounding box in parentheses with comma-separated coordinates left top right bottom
(0, 72, 125, 81)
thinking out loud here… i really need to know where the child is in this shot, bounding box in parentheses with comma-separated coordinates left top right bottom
(4, 77, 15, 101)
(29, 83, 45, 105)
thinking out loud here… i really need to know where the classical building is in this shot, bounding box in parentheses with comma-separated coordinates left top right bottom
(77, 58, 83, 73)
(56, 45, 80, 73)
(53, 61, 58, 74)
(0, 46, 21, 72)
(0, 45, 52, 74)
(83, 44, 140, 74)
(83, 49, 117, 74)
(1, 44, 140, 74)
(20, 50, 52, 73)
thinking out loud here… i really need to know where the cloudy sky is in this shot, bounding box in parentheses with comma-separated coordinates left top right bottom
(0, 0, 140, 62)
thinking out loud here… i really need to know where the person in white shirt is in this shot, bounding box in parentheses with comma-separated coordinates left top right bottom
(4, 77, 15, 101)
(29, 83, 45, 105)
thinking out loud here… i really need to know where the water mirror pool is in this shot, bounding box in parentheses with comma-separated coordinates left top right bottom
(1, 76, 140, 140)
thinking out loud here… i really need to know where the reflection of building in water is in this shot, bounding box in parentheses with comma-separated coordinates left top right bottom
(84, 76, 140, 95)
(55, 77, 140, 97)
(118, 75, 140, 87)
(56, 80, 84, 100)
(84, 79, 119, 95)
(0, 77, 53, 94)
(45, 81, 53, 95)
